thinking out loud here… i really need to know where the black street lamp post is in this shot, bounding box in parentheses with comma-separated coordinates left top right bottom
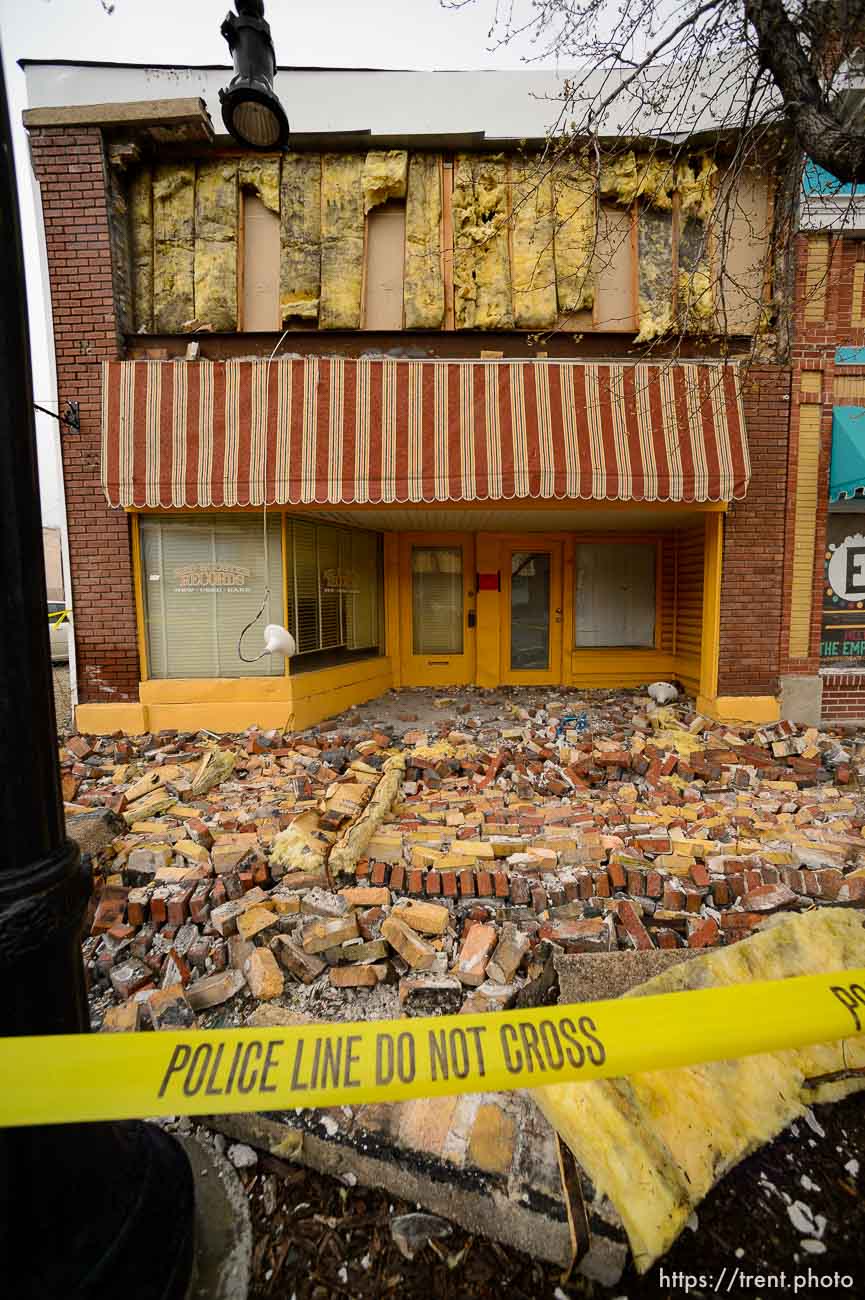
(0, 51, 195, 1300)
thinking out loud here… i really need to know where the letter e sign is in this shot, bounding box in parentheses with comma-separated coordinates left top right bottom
(846, 546, 865, 596)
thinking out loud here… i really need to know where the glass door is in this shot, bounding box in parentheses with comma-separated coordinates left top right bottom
(399, 534, 476, 685)
(501, 541, 563, 684)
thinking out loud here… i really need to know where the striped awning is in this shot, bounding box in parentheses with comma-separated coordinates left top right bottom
(101, 358, 750, 508)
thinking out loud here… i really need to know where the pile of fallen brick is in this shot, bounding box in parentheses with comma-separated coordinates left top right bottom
(62, 689, 865, 1032)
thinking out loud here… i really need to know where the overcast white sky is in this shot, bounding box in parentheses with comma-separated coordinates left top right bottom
(0, 0, 552, 531)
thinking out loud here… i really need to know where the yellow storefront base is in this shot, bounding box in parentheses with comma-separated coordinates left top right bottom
(697, 694, 781, 724)
(75, 658, 394, 736)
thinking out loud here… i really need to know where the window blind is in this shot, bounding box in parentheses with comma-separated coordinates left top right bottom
(141, 514, 284, 678)
(411, 546, 463, 654)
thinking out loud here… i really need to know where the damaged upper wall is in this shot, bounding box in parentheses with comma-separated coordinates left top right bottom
(319, 154, 366, 330)
(452, 153, 514, 330)
(125, 145, 772, 340)
(193, 160, 238, 332)
(404, 153, 445, 329)
(152, 162, 195, 333)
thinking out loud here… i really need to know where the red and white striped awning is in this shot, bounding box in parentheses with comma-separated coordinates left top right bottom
(101, 357, 750, 508)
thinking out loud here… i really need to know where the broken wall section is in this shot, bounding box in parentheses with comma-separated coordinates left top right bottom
(280, 152, 322, 323)
(152, 162, 195, 333)
(126, 145, 762, 341)
(319, 154, 366, 330)
(511, 158, 557, 329)
(404, 153, 445, 330)
(194, 160, 238, 332)
(452, 153, 514, 330)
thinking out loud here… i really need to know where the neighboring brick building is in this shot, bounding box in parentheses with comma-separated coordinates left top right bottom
(21, 59, 826, 734)
(785, 165, 865, 723)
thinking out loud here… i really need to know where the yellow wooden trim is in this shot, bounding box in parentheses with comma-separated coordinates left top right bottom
(130, 512, 149, 682)
(789, 405, 822, 658)
(562, 533, 576, 659)
(281, 512, 290, 677)
(475, 533, 500, 689)
(833, 377, 865, 403)
(139, 658, 392, 706)
(672, 534, 679, 655)
(141, 676, 294, 705)
(699, 513, 723, 701)
(76, 703, 149, 735)
(82, 658, 395, 736)
(654, 540, 663, 650)
(383, 533, 401, 688)
(570, 649, 676, 688)
(853, 262, 865, 328)
(697, 694, 780, 724)
(804, 236, 829, 322)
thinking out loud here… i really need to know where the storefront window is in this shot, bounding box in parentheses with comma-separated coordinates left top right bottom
(140, 515, 383, 679)
(821, 511, 865, 663)
(286, 520, 383, 664)
(574, 542, 656, 647)
(411, 547, 463, 654)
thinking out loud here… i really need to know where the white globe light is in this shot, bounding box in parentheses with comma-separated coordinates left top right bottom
(263, 624, 296, 658)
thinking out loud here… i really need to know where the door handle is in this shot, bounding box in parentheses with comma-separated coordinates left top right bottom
(467, 610, 476, 628)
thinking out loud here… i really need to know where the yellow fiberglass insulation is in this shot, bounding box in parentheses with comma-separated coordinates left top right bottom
(280, 152, 321, 322)
(404, 153, 445, 329)
(635, 206, 674, 343)
(532, 908, 865, 1274)
(452, 154, 514, 331)
(129, 165, 153, 333)
(511, 157, 557, 328)
(677, 202, 714, 332)
(319, 153, 365, 330)
(152, 162, 195, 333)
(239, 156, 281, 214)
(193, 160, 238, 332)
(678, 266, 714, 328)
(553, 160, 596, 315)
(329, 754, 406, 876)
(362, 150, 408, 214)
(676, 154, 717, 224)
(600, 150, 677, 211)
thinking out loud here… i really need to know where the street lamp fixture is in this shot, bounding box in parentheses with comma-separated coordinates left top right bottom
(219, 0, 289, 150)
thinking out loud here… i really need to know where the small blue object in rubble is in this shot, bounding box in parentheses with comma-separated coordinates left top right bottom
(555, 712, 589, 736)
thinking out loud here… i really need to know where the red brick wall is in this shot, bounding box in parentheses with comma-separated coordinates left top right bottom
(783, 234, 865, 717)
(822, 672, 865, 720)
(28, 128, 138, 703)
(717, 366, 792, 696)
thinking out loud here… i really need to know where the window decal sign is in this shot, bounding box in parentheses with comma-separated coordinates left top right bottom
(321, 567, 359, 594)
(174, 563, 251, 594)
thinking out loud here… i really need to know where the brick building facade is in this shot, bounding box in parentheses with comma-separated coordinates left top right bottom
(21, 60, 844, 734)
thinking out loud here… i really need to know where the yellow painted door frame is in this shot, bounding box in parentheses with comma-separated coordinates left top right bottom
(499, 538, 564, 685)
(698, 512, 723, 702)
(398, 532, 477, 686)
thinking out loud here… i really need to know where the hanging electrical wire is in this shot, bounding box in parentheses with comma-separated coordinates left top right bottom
(236, 329, 297, 665)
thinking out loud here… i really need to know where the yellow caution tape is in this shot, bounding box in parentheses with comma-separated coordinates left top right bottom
(2, 969, 864, 1128)
(48, 608, 71, 625)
